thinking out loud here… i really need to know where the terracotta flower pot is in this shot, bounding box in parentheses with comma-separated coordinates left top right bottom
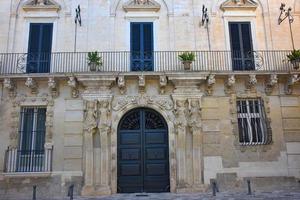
(182, 61, 192, 70)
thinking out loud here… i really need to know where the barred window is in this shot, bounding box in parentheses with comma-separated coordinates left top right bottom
(19, 107, 46, 151)
(237, 99, 269, 145)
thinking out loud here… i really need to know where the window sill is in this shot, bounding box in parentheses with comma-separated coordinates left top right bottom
(2, 172, 51, 178)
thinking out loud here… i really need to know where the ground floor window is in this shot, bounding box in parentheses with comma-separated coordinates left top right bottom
(236, 98, 269, 145)
(17, 107, 47, 171)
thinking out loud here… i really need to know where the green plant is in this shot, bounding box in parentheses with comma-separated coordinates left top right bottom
(178, 52, 196, 62)
(87, 51, 102, 66)
(287, 49, 300, 62)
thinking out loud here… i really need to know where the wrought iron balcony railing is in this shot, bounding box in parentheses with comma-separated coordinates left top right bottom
(4, 147, 53, 173)
(0, 50, 296, 75)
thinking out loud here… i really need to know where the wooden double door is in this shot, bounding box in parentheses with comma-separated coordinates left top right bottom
(117, 108, 170, 193)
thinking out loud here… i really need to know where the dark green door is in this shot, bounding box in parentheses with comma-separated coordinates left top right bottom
(117, 108, 170, 193)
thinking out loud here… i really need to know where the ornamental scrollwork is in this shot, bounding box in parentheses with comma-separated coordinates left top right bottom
(112, 95, 174, 111)
(188, 99, 202, 134)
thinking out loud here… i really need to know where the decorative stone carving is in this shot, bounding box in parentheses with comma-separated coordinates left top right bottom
(206, 74, 216, 95)
(265, 74, 278, 95)
(225, 75, 236, 95)
(48, 77, 59, 97)
(246, 74, 257, 91)
(45, 98, 54, 143)
(98, 100, 112, 134)
(138, 75, 146, 93)
(3, 78, 16, 98)
(188, 99, 202, 133)
(174, 100, 188, 134)
(220, 0, 258, 11)
(112, 95, 174, 111)
(285, 74, 300, 95)
(117, 76, 126, 95)
(25, 77, 38, 94)
(123, 0, 161, 12)
(84, 101, 98, 134)
(23, 0, 60, 12)
(159, 75, 168, 94)
(67, 76, 79, 98)
(9, 93, 54, 147)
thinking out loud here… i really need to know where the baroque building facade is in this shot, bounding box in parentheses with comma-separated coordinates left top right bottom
(0, 0, 300, 198)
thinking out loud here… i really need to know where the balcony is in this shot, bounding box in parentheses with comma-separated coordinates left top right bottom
(0, 50, 297, 75)
(4, 147, 53, 173)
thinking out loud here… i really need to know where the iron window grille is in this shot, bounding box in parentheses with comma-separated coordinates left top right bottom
(16, 107, 47, 172)
(237, 98, 270, 145)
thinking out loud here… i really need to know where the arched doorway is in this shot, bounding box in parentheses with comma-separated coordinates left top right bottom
(117, 108, 170, 193)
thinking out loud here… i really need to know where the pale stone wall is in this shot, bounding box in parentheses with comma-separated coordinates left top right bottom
(0, 0, 300, 53)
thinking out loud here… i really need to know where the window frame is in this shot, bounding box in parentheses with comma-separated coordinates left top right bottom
(236, 98, 269, 145)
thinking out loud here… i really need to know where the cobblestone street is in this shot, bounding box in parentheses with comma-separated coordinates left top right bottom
(22, 191, 300, 200)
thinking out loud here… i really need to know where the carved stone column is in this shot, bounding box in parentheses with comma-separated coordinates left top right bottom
(78, 75, 115, 196)
(96, 99, 112, 195)
(169, 73, 206, 192)
(82, 100, 98, 194)
(173, 99, 188, 188)
(188, 99, 203, 189)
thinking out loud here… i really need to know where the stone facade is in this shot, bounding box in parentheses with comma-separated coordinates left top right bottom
(0, 0, 299, 199)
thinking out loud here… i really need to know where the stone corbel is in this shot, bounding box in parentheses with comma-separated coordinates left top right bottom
(285, 74, 300, 95)
(67, 76, 79, 98)
(265, 74, 278, 95)
(225, 75, 236, 95)
(246, 74, 257, 91)
(48, 77, 59, 98)
(3, 78, 16, 98)
(206, 74, 216, 95)
(117, 76, 126, 95)
(159, 75, 168, 94)
(25, 77, 38, 94)
(138, 75, 146, 93)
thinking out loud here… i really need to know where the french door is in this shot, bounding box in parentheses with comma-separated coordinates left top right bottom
(130, 22, 154, 71)
(27, 23, 53, 73)
(229, 22, 254, 70)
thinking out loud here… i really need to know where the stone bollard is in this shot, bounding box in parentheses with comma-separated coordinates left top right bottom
(247, 179, 252, 195)
(32, 185, 37, 200)
(68, 184, 74, 200)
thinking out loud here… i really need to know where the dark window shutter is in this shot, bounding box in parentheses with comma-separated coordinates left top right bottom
(143, 23, 153, 53)
(131, 23, 141, 53)
(20, 108, 35, 151)
(35, 108, 46, 151)
(28, 24, 41, 54)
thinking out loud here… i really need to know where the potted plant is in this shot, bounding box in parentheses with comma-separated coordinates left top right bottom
(287, 49, 300, 70)
(87, 51, 102, 71)
(178, 52, 196, 70)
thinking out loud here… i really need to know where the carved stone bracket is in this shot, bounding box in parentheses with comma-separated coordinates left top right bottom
(246, 74, 257, 92)
(117, 76, 126, 95)
(67, 76, 79, 98)
(265, 74, 278, 95)
(285, 74, 300, 95)
(138, 75, 146, 93)
(159, 75, 168, 94)
(206, 74, 216, 95)
(48, 77, 59, 98)
(3, 78, 16, 98)
(225, 75, 236, 95)
(25, 77, 38, 94)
